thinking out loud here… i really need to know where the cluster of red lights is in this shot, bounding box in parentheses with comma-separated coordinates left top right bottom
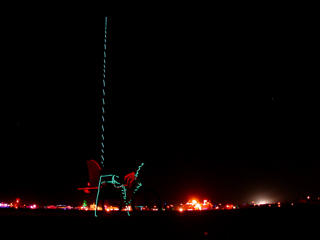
(179, 200, 215, 212)
(1, 196, 318, 212)
(0, 198, 37, 209)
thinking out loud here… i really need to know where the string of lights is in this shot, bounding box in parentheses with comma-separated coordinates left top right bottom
(96, 17, 145, 217)
(126, 163, 144, 214)
(101, 16, 107, 168)
(120, 185, 129, 216)
(135, 163, 144, 178)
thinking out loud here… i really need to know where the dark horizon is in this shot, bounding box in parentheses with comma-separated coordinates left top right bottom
(2, 6, 319, 207)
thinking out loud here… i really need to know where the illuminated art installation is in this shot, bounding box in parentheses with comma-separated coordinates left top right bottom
(101, 16, 107, 168)
(95, 163, 144, 217)
(94, 17, 148, 217)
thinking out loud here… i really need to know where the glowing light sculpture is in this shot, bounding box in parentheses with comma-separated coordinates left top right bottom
(94, 163, 145, 217)
(94, 17, 148, 217)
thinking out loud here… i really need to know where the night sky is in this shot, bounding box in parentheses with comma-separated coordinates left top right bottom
(2, 4, 319, 207)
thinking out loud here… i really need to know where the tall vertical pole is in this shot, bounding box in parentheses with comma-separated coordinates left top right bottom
(101, 17, 107, 168)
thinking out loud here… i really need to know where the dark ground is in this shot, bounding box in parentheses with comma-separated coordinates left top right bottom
(1, 207, 318, 239)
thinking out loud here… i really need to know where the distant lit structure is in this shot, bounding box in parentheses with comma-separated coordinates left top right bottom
(89, 203, 102, 211)
(56, 205, 72, 210)
(0, 203, 9, 208)
(82, 200, 87, 208)
(45, 205, 58, 209)
(180, 200, 213, 211)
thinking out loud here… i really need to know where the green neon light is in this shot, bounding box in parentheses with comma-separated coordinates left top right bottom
(136, 163, 144, 178)
(94, 18, 149, 217)
(100, 16, 107, 168)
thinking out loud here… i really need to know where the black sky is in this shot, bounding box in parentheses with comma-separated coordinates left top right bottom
(2, 4, 319, 206)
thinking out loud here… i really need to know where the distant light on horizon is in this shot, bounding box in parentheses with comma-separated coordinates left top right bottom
(257, 200, 273, 205)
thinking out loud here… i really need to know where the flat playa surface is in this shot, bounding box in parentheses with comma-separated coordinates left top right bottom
(1, 207, 318, 239)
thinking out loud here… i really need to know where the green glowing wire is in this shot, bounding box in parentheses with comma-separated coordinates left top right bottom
(95, 163, 145, 217)
(135, 163, 144, 178)
(100, 16, 107, 168)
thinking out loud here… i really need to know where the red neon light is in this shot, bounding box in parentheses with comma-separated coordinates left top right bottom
(77, 187, 99, 190)
(88, 159, 101, 171)
(87, 160, 102, 188)
(124, 172, 136, 188)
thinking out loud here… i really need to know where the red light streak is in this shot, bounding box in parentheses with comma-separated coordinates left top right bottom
(124, 172, 136, 188)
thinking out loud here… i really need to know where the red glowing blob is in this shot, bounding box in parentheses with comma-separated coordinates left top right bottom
(87, 159, 101, 187)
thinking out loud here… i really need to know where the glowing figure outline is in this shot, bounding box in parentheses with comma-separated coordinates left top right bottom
(95, 163, 144, 217)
